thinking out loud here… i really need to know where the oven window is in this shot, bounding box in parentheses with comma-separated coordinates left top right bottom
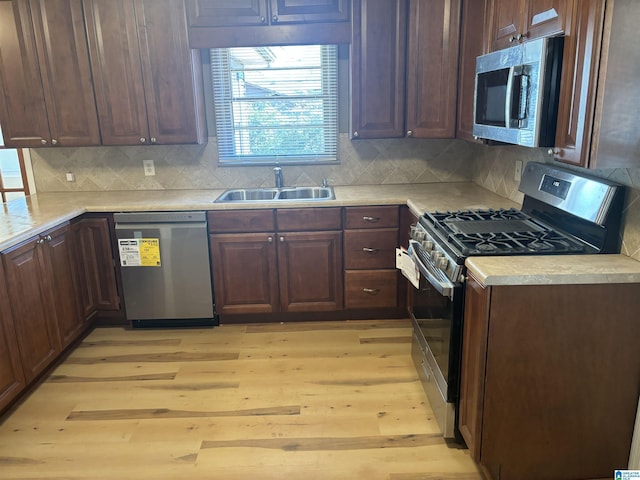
(413, 284, 454, 380)
(476, 68, 509, 127)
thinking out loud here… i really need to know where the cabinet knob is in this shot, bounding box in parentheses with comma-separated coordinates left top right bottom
(140, 137, 146, 143)
(272, 15, 278, 22)
(268, 236, 273, 243)
(547, 147, 560, 156)
(51, 139, 58, 145)
(260, 16, 266, 23)
(37, 237, 46, 245)
(362, 247, 379, 254)
(363, 288, 380, 295)
(45, 235, 52, 242)
(150, 137, 157, 144)
(407, 130, 413, 137)
(362, 216, 380, 223)
(353, 131, 359, 138)
(279, 236, 285, 243)
(516, 32, 527, 41)
(41, 139, 47, 145)
(509, 35, 516, 43)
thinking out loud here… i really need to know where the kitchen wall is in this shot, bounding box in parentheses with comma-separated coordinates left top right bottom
(471, 143, 640, 262)
(29, 135, 474, 192)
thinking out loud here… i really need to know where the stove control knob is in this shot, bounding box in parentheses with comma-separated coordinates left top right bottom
(437, 257, 448, 270)
(421, 240, 434, 251)
(415, 230, 426, 241)
(431, 251, 442, 262)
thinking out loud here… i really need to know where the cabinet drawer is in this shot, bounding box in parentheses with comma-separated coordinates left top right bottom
(277, 207, 342, 231)
(208, 210, 275, 233)
(344, 229, 398, 269)
(345, 270, 398, 308)
(344, 206, 399, 229)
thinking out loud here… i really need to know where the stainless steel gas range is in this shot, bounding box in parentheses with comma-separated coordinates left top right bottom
(406, 162, 625, 440)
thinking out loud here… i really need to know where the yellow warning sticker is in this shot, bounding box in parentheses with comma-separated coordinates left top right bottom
(139, 239, 161, 267)
(118, 238, 161, 267)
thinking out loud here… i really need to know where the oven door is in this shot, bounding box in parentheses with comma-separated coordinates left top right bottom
(409, 247, 464, 439)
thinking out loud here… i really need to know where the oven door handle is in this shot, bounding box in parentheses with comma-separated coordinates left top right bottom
(408, 241, 457, 300)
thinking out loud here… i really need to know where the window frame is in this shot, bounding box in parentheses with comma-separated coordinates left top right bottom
(210, 44, 339, 166)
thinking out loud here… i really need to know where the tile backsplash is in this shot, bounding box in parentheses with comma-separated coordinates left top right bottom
(471, 143, 640, 262)
(29, 134, 474, 192)
(28, 136, 640, 261)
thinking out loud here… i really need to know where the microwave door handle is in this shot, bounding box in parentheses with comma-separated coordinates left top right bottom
(505, 66, 515, 128)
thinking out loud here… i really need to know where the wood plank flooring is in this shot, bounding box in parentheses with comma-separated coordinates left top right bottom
(0, 319, 483, 480)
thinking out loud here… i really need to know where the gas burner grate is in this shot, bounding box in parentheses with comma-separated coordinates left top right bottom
(420, 208, 586, 256)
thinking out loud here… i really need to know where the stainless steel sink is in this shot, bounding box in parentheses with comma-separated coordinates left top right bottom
(215, 186, 335, 203)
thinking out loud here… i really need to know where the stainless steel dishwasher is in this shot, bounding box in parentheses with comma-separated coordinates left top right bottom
(114, 211, 215, 327)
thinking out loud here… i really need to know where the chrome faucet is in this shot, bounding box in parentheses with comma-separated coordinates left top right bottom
(274, 167, 284, 188)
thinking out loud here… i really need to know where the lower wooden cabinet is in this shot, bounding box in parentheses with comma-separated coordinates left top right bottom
(1, 223, 83, 382)
(459, 272, 640, 480)
(72, 216, 120, 317)
(0, 261, 26, 412)
(209, 208, 343, 317)
(343, 206, 400, 310)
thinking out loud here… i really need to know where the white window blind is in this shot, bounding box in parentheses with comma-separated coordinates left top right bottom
(210, 45, 338, 165)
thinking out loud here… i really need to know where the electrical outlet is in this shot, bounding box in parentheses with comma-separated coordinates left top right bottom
(143, 159, 155, 176)
(514, 160, 523, 182)
(65, 172, 75, 182)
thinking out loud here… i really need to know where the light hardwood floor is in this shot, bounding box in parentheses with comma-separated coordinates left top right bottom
(0, 319, 483, 479)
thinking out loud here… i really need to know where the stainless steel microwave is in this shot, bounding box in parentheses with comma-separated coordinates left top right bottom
(473, 36, 564, 147)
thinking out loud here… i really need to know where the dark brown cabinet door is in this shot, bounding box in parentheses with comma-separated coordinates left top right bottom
(187, 0, 269, 27)
(524, 0, 572, 42)
(277, 231, 343, 312)
(83, 0, 149, 145)
(554, 0, 604, 167)
(458, 273, 490, 462)
(2, 238, 60, 383)
(0, 0, 50, 147)
(42, 225, 83, 349)
(0, 261, 26, 412)
(135, 0, 207, 145)
(271, 0, 350, 23)
(456, 0, 487, 141)
(488, 0, 572, 51)
(405, 0, 460, 138)
(29, 0, 101, 146)
(73, 217, 119, 317)
(488, 0, 523, 51)
(0, 0, 100, 147)
(350, 0, 407, 139)
(210, 233, 279, 315)
(85, 0, 206, 145)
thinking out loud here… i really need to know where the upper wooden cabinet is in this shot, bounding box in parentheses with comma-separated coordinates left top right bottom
(488, 0, 572, 51)
(553, 0, 640, 169)
(456, 0, 488, 141)
(350, 0, 460, 139)
(0, 0, 100, 147)
(187, 0, 351, 47)
(84, 0, 207, 145)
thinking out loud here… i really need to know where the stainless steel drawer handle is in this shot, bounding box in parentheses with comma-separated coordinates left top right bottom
(362, 216, 380, 223)
(362, 247, 379, 254)
(363, 288, 380, 295)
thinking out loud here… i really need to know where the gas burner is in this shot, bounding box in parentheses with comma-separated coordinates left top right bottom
(419, 207, 587, 257)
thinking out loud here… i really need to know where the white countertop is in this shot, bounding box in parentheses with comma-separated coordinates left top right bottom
(0, 183, 518, 251)
(4, 183, 640, 284)
(466, 254, 640, 285)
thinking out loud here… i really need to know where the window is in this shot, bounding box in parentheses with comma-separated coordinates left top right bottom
(210, 45, 338, 165)
(0, 126, 30, 202)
